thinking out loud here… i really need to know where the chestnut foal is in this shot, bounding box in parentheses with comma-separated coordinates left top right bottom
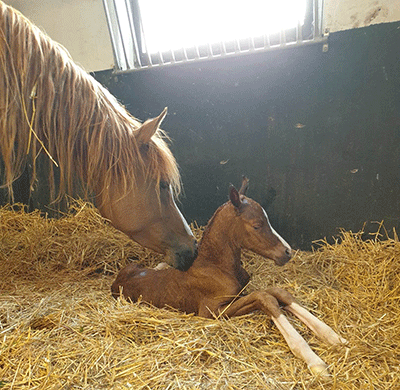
(112, 177, 347, 375)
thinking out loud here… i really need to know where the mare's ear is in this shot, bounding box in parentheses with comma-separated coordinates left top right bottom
(229, 185, 242, 209)
(239, 175, 249, 196)
(136, 107, 168, 144)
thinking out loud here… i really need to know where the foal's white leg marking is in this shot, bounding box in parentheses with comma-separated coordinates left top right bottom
(272, 313, 330, 376)
(285, 302, 348, 346)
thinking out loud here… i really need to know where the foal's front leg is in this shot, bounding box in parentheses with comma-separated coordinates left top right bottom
(265, 287, 348, 346)
(219, 291, 330, 376)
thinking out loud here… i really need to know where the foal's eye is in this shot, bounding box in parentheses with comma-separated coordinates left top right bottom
(253, 224, 262, 230)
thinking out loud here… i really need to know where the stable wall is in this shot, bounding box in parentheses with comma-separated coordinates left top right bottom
(95, 22, 400, 249)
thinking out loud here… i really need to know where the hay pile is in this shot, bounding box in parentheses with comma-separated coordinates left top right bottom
(0, 201, 399, 389)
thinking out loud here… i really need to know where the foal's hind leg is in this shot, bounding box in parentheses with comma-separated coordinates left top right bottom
(266, 287, 348, 346)
(219, 291, 330, 376)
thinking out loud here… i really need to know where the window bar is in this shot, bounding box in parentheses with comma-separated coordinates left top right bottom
(193, 44, 201, 60)
(102, 0, 123, 70)
(263, 33, 271, 50)
(206, 42, 213, 58)
(157, 51, 164, 66)
(297, 20, 303, 42)
(249, 36, 256, 51)
(181, 46, 189, 61)
(169, 49, 177, 64)
(237, 39, 243, 52)
(140, 31, 153, 67)
(280, 29, 286, 46)
(113, 2, 130, 69)
(124, 0, 141, 69)
(130, 0, 152, 68)
(220, 41, 227, 55)
(234, 38, 240, 53)
(313, 0, 318, 39)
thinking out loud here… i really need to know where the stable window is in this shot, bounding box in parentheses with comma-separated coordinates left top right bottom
(103, 0, 326, 72)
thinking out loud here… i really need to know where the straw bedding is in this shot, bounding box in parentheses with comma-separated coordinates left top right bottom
(0, 201, 399, 389)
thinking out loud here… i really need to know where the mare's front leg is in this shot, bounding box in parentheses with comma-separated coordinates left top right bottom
(265, 287, 348, 346)
(219, 291, 330, 376)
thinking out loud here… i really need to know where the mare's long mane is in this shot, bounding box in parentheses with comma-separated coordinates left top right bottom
(0, 2, 180, 204)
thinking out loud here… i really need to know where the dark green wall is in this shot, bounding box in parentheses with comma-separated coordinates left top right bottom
(3, 23, 399, 250)
(95, 22, 400, 249)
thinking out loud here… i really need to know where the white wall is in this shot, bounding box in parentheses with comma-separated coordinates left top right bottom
(324, 0, 400, 33)
(4, 0, 114, 72)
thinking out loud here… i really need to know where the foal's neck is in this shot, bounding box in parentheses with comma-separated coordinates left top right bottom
(194, 203, 242, 271)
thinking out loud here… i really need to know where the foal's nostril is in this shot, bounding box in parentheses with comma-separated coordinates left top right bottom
(285, 248, 292, 258)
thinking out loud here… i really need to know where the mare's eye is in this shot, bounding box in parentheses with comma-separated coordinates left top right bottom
(253, 224, 262, 230)
(160, 181, 169, 190)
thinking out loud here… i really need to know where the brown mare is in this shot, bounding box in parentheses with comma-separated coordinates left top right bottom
(112, 177, 347, 375)
(0, 2, 197, 269)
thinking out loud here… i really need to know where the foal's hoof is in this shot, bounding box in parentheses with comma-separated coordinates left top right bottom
(309, 363, 330, 378)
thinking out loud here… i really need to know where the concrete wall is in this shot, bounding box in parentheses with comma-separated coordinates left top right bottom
(4, 0, 113, 71)
(325, 0, 400, 32)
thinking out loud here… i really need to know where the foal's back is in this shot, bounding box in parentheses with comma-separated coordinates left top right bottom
(111, 263, 233, 315)
(111, 264, 186, 307)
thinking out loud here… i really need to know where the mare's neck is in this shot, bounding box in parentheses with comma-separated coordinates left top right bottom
(193, 203, 242, 273)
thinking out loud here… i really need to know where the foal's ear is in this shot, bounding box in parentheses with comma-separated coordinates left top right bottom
(136, 107, 168, 144)
(229, 185, 242, 209)
(238, 175, 249, 196)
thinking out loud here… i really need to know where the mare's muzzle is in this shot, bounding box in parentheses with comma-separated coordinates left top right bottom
(174, 239, 198, 271)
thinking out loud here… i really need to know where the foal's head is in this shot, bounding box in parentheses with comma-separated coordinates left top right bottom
(229, 177, 292, 266)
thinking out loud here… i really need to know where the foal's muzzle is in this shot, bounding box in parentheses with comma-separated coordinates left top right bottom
(275, 247, 292, 266)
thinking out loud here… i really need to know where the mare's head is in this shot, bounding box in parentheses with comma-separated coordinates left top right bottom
(0, 3, 196, 270)
(98, 108, 197, 270)
(229, 177, 292, 266)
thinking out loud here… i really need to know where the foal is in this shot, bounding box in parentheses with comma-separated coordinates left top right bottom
(112, 177, 347, 375)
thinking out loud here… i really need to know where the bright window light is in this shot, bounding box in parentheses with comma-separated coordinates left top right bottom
(138, 0, 307, 54)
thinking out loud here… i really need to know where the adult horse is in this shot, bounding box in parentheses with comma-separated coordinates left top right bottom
(0, 2, 197, 269)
